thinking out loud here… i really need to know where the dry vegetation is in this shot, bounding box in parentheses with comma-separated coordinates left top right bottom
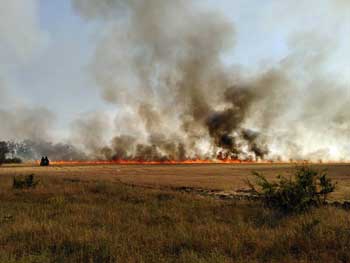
(0, 165, 349, 262)
(1, 163, 350, 200)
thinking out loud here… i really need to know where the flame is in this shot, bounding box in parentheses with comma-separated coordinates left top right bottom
(35, 159, 261, 166)
(36, 150, 349, 166)
(34, 159, 350, 166)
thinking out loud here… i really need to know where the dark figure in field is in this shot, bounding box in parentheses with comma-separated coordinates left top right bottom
(40, 156, 50, 166)
(40, 157, 45, 166)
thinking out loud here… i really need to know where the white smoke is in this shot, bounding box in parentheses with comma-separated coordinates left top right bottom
(69, 0, 350, 161)
(0, 0, 53, 141)
(1, 0, 350, 162)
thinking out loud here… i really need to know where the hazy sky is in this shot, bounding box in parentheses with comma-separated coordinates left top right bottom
(1, 0, 349, 140)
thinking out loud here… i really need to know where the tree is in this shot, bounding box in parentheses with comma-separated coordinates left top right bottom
(0, 141, 9, 165)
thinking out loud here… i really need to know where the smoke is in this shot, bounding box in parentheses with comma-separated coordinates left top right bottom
(0, 0, 46, 63)
(0, 107, 54, 142)
(71, 0, 254, 160)
(0, 1, 88, 161)
(0, 107, 88, 161)
(0, 0, 48, 106)
(0, 0, 349, 162)
(7, 140, 87, 161)
(70, 112, 111, 157)
(68, 0, 350, 162)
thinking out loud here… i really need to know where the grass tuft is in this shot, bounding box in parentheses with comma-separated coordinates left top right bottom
(12, 174, 39, 189)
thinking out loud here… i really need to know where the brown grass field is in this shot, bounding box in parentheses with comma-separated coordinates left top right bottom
(1, 163, 350, 200)
(0, 163, 349, 262)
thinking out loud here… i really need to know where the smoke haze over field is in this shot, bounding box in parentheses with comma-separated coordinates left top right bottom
(0, 0, 349, 161)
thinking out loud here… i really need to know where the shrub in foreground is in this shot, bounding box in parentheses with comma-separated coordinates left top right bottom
(247, 166, 336, 214)
(13, 174, 39, 189)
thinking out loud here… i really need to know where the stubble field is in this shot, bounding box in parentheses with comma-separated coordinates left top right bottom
(1, 163, 350, 200)
(0, 163, 349, 262)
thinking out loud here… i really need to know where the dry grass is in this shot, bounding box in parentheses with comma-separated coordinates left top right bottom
(0, 170, 349, 262)
(1, 163, 350, 200)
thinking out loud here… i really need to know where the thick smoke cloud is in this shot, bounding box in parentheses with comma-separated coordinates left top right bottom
(70, 0, 350, 162)
(71, 0, 266, 161)
(71, 112, 112, 157)
(1, 0, 349, 162)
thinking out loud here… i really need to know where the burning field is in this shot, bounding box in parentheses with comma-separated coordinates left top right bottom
(0, 0, 350, 261)
(1, 0, 350, 164)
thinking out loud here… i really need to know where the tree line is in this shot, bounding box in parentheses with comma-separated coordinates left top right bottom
(0, 141, 23, 165)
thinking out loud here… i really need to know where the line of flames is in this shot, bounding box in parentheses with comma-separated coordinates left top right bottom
(34, 159, 321, 166)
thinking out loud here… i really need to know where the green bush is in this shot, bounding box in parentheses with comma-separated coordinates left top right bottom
(247, 166, 336, 214)
(13, 174, 39, 189)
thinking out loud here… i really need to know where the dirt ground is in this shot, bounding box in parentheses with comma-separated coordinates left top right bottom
(1, 163, 350, 200)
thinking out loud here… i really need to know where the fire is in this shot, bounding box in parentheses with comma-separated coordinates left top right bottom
(35, 151, 337, 166)
(35, 159, 258, 166)
(34, 159, 350, 166)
